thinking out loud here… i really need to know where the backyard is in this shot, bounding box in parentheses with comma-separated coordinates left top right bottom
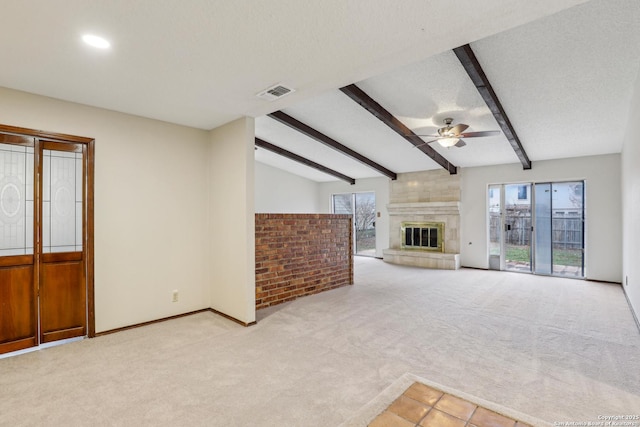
(505, 245, 583, 267)
(356, 228, 376, 255)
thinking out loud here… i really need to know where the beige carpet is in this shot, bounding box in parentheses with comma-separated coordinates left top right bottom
(1, 257, 639, 426)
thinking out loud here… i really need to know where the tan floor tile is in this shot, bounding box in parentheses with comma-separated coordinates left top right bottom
(370, 382, 531, 427)
(403, 382, 444, 407)
(419, 409, 466, 427)
(387, 395, 431, 423)
(369, 410, 417, 427)
(469, 407, 517, 427)
(434, 394, 477, 421)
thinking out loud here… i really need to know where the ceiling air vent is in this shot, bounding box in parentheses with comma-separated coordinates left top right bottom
(256, 84, 295, 101)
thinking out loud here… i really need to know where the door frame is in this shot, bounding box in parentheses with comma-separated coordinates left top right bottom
(0, 123, 95, 338)
(331, 191, 377, 256)
(488, 181, 585, 278)
(489, 183, 534, 272)
(503, 183, 533, 273)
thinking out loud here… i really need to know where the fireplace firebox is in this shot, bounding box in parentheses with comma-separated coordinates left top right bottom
(401, 222, 444, 252)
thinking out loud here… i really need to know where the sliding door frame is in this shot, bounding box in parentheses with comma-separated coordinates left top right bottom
(488, 180, 585, 278)
(331, 191, 377, 256)
(0, 123, 95, 338)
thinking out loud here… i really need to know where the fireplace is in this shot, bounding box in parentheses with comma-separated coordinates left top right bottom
(401, 222, 444, 252)
(382, 169, 461, 270)
(383, 201, 460, 270)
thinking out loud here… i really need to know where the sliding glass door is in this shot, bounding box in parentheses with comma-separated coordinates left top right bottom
(332, 192, 376, 256)
(504, 184, 532, 272)
(489, 181, 584, 277)
(488, 185, 502, 270)
(534, 184, 553, 275)
(534, 182, 585, 277)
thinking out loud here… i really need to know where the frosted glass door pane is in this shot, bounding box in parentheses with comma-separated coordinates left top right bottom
(42, 150, 83, 253)
(534, 183, 552, 275)
(0, 143, 33, 256)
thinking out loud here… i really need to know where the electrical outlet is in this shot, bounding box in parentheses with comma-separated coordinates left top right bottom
(172, 290, 179, 302)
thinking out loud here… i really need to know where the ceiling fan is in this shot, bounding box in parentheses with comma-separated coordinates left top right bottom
(415, 118, 500, 148)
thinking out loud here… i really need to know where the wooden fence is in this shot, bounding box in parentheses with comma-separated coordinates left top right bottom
(489, 214, 582, 249)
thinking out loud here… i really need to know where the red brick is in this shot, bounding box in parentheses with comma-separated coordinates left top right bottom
(255, 214, 354, 310)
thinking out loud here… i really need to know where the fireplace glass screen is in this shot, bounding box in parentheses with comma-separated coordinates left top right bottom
(401, 222, 444, 252)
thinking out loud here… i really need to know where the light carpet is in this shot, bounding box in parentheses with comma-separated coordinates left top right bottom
(1, 257, 639, 426)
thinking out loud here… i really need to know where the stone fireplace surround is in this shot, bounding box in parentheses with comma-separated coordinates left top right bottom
(384, 202, 461, 269)
(383, 170, 461, 270)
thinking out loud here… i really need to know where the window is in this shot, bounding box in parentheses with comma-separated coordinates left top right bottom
(517, 185, 528, 200)
(332, 192, 376, 256)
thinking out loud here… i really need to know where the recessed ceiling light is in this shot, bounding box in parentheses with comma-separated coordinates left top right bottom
(82, 34, 111, 49)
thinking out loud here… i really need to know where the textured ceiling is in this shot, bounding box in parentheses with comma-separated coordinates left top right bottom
(1, 0, 636, 183)
(472, 0, 640, 161)
(255, 0, 640, 181)
(0, 0, 584, 130)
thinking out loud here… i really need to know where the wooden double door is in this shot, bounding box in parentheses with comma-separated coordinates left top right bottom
(0, 127, 94, 355)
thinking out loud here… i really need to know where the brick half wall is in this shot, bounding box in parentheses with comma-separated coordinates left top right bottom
(255, 214, 353, 309)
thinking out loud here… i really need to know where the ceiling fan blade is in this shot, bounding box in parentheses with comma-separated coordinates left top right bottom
(459, 130, 501, 138)
(449, 124, 469, 135)
(414, 139, 438, 148)
(412, 134, 440, 138)
(454, 139, 466, 148)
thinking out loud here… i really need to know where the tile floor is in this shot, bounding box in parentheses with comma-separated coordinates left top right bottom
(368, 382, 532, 427)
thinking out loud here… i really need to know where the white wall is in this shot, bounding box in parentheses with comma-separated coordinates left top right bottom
(318, 177, 390, 258)
(0, 87, 211, 332)
(209, 118, 256, 324)
(461, 154, 622, 283)
(254, 162, 321, 213)
(621, 68, 640, 323)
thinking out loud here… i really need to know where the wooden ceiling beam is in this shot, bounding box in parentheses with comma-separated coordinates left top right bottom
(453, 44, 532, 169)
(339, 84, 458, 175)
(255, 138, 356, 185)
(268, 110, 397, 180)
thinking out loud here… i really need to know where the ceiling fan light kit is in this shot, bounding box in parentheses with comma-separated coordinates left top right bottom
(438, 137, 460, 147)
(414, 117, 500, 149)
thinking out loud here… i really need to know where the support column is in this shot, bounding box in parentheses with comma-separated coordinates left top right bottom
(208, 117, 256, 325)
